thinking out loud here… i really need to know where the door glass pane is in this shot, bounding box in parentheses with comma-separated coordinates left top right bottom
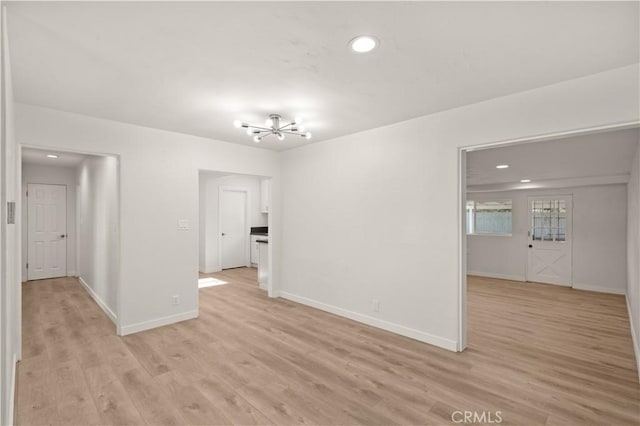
(558, 217, 566, 241)
(533, 227, 542, 240)
(531, 198, 567, 242)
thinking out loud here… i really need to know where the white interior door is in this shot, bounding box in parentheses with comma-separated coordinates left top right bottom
(27, 184, 67, 280)
(220, 189, 247, 269)
(526, 195, 572, 286)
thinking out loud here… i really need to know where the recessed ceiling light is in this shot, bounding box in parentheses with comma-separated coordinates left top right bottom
(46, 154, 59, 159)
(496, 164, 509, 169)
(350, 36, 379, 53)
(520, 179, 531, 183)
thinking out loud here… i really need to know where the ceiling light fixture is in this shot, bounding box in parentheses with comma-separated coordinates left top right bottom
(46, 154, 59, 159)
(496, 164, 509, 169)
(520, 179, 531, 183)
(233, 114, 311, 143)
(350, 35, 379, 53)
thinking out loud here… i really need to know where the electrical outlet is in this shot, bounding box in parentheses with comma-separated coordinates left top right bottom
(372, 299, 380, 312)
(172, 295, 180, 305)
(177, 219, 189, 230)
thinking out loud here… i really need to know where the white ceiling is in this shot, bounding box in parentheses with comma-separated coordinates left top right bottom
(22, 148, 89, 167)
(467, 127, 640, 189)
(7, 2, 639, 151)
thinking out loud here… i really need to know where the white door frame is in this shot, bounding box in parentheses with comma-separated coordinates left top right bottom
(457, 122, 639, 352)
(218, 186, 250, 270)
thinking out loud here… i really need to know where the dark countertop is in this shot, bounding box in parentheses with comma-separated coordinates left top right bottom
(251, 226, 268, 236)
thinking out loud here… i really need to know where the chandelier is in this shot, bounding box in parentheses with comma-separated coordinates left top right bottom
(233, 114, 312, 143)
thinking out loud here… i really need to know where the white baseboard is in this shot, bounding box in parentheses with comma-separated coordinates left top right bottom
(467, 271, 525, 282)
(279, 291, 458, 352)
(200, 267, 222, 274)
(118, 310, 198, 336)
(8, 353, 16, 426)
(67, 270, 78, 277)
(626, 294, 640, 383)
(572, 283, 626, 295)
(78, 276, 117, 325)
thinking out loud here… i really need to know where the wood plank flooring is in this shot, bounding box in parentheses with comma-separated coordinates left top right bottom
(17, 270, 640, 425)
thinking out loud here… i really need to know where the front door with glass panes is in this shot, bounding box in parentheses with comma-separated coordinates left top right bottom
(526, 196, 572, 286)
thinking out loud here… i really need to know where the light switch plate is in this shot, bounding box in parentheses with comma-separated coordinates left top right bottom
(7, 202, 15, 224)
(177, 219, 189, 230)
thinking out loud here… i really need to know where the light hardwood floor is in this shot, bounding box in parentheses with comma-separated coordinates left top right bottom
(17, 270, 640, 425)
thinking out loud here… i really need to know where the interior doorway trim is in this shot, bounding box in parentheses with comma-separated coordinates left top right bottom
(217, 186, 250, 270)
(457, 120, 640, 352)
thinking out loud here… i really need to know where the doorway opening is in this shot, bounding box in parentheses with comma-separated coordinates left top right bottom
(198, 170, 272, 295)
(459, 124, 639, 351)
(21, 146, 120, 329)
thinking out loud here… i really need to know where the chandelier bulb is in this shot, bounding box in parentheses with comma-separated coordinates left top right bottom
(277, 133, 285, 141)
(233, 120, 242, 128)
(304, 132, 312, 139)
(253, 135, 261, 143)
(265, 118, 273, 128)
(246, 128, 254, 136)
(294, 116, 303, 125)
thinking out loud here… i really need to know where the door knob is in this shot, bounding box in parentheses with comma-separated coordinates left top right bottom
(221, 233, 226, 236)
(60, 235, 66, 239)
(528, 244, 533, 248)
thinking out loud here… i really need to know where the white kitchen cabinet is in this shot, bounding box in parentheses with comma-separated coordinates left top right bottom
(250, 235, 260, 265)
(260, 179, 269, 213)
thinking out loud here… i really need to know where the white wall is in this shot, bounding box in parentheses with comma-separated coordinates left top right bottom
(15, 103, 280, 335)
(627, 140, 640, 376)
(21, 164, 78, 281)
(467, 185, 628, 294)
(77, 156, 119, 321)
(199, 173, 266, 273)
(0, 5, 20, 425)
(10, 65, 640, 359)
(280, 64, 639, 352)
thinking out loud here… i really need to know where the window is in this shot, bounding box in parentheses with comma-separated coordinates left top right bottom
(466, 200, 512, 235)
(531, 199, 566, 242)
